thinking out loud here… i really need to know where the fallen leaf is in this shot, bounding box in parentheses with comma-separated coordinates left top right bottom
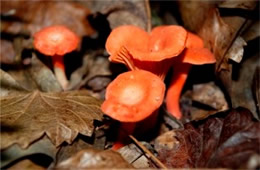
(178, 1, 257, 70)
(0, 69, 28, 97)
(1, 136, 57, 168)
(188, 82, 229, 121)
(242, 21, 260, 42)
(6, 56, 62, 92)
(192, 82, 228, 111)
(0, 39, 16, 65)
(1, 0, 94, 37)
(225, 36, 247, 63)
(55, 148, 133, 169)
(82, 0, 151, 30)
(0, 90, 103, 149)
(178, 0, 259, 119)
(55, 133, 106, 165)
(155, 107, 260, 169)
(7, 159, 45, 170)
(68, 53, 112, 91)
(229, 52, 259, 119)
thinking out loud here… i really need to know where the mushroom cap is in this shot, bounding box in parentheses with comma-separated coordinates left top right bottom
(33, 25, 79, 56)
(182, 32, 216, 65)
(106, 25, 187, 62)
(101, 70, 165, 122)
(186, 32, 204, 49)
(182, 48, 216, 64)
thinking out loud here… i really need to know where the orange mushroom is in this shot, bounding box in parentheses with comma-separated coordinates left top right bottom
(33, 25, 79, 89)
(104, 25, 187, 149)
(101, 70, 165, 149)
(166, 32, 216, 119)
(105, 25, 187, 79)
(102, 70, 165, 122)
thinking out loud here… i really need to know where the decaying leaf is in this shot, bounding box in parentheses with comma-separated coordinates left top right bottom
(192, 82, 228, 111)
(56, 148, 134, 169)
(82, 0, 151, 31)
(5, 56, 62, 92)
(225, 36, 247, 63)
(155, 107, 260, 169)
(242, 21, 260, 42)
(0, 69, 28, 97)
(55, 138, 94, 165)
(0, 90, 103, 149)
(178, 0, 259, 119)
(188, 82, 229, 120)
(7, 159, 45, 170)
(1, 136, 57, 168)
(1, 0, 94, 37)
(229, 53, 259, 119)
(179, 1, 257, 70)
(68, 53, 112, 91)
(0, 39, 16, 65)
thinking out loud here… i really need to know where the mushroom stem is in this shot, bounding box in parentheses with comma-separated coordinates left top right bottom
(166, 63, 191, 119)
(112, 122, 136, 150)
(112, 109, 159, 150)
(52, 55, 68, 90)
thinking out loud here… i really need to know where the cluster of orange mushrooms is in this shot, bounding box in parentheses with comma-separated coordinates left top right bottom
(33, 25, 216, 149)
(103, 25, 216, 120)
(102, 25, 216, 149)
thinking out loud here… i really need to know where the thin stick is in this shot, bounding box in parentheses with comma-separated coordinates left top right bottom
(145, 0, 151, 32)
(129, 135, 168, 169)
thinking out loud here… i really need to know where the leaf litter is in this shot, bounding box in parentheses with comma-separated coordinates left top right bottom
(1, 0, 260, 169)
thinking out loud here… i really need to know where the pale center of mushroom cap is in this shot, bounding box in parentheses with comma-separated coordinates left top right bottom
(119, 84, 144, 105)
(48, 32, 64, 45)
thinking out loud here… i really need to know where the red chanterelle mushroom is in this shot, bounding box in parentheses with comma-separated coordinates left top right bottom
(101, 70, 165, 149)
(166, 32, 216, 119)
(105, 25, 187, 79)
(33, 25, 79, 89)
(101, 70, 165, 122)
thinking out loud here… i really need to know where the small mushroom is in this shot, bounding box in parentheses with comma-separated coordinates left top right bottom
(33, 25, 79, 89)
(101, 70, 165, 122)
(166, 32, 216, 119)
(101, 70, 165, 149)
(105, 25, 187, 79)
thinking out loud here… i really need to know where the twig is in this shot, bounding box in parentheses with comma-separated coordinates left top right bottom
(129, 135, 168, 169)
(145, 0, 151, 32)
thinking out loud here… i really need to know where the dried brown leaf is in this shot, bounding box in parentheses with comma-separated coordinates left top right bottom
(0, 39, 16, 65)
(178, 1, 257, 70)
(1, 0, 94, 37)
(1, 136, 57, 168)
(178, 0, 259, 119)
(55, 138, 93, 165)
(56, 148, 134, 169)
(192, 82, 228, 111)
(155, 107, 260, 169)
(0, 69, 28, 97)
(242, 21, 260, 42)
(7, 159, 45, 170)
(82, 0, 151, 30)
(68, 54, 112, 91)
(0, 90, 103, 149)
(230, 53, 259, 119)
(5, 56, 62, 92)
